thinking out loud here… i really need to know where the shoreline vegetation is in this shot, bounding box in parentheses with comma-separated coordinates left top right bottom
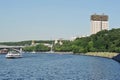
(0, 28, 120, 62)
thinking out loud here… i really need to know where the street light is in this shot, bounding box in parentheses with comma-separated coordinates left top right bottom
(100, 16, 103, 31)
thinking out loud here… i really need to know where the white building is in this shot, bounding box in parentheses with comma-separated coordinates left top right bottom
(91, 14, 109, 34)
(54, 39, 58, 44)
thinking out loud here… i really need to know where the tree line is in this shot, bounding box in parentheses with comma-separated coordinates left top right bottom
(23, 44, 50, 52)
(0, 28, 120, 53)
(53, 28, 120, 54)
(0, 40, 53, 46)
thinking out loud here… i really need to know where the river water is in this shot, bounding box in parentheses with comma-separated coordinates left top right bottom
(0, 53, 120, 80)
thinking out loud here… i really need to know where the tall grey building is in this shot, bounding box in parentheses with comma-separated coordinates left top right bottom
(91, 14, 109, 34)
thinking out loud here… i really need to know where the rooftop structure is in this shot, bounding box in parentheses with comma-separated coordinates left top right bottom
(91, 14, 109, 34)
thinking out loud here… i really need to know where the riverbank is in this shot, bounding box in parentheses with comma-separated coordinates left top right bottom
(84, 52, 120, 63)
(54, 52, 73, 54)
(85, 52, 118, 58)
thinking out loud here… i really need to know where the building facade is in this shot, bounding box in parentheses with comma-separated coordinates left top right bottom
(91, 14, 109, 34)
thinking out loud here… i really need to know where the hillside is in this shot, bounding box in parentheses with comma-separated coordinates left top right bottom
(53, 28, 120, 53)
(72, 28, 120, 53)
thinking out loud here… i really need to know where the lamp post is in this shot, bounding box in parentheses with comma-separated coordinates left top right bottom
(100, 16, 102, 31)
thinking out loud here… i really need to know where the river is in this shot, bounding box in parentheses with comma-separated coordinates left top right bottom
(0, 53, 120, 80)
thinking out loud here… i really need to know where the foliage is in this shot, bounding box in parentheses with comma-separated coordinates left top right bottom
(72, 28, 120, 53)
(1, 28, 120, 53)
(53, 40, 72, 52)
(53, 28, 120, 53)
(23, 44, 50, 52)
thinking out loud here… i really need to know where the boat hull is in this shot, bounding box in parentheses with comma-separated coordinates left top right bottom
(6, 56, 22, 59)
(5, 49, 22, 59)
(6, 55, 22, 59)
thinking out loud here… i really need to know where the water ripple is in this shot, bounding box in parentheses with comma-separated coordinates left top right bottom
(0, 53, 120, 80)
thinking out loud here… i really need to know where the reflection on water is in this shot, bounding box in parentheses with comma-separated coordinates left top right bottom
(0, 53, 120, 80)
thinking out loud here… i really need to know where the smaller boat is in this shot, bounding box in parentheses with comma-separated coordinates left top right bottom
(32, 50, 36, 53)
(6, 49, 22, 59)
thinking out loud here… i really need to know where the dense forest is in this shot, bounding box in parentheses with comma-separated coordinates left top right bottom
(23, 44, 51, 52)
(75, 28, 120, 53)
(53, 28, 120, 53)
(0, 28, 120, 53)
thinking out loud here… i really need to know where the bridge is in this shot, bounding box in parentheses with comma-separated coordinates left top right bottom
(0, 45, 24, 49)
(0, 45, 25, 53)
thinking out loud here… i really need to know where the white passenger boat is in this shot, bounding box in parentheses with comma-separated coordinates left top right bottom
(6, 49, 22, 59)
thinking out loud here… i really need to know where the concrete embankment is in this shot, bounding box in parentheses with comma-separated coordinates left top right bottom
(55, 52, 73, 54)
(85, 52, 118, 58)
(84, 52, 120, 63)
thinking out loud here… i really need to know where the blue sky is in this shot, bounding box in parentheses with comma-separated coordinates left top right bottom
(0, 0, 120, 42)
